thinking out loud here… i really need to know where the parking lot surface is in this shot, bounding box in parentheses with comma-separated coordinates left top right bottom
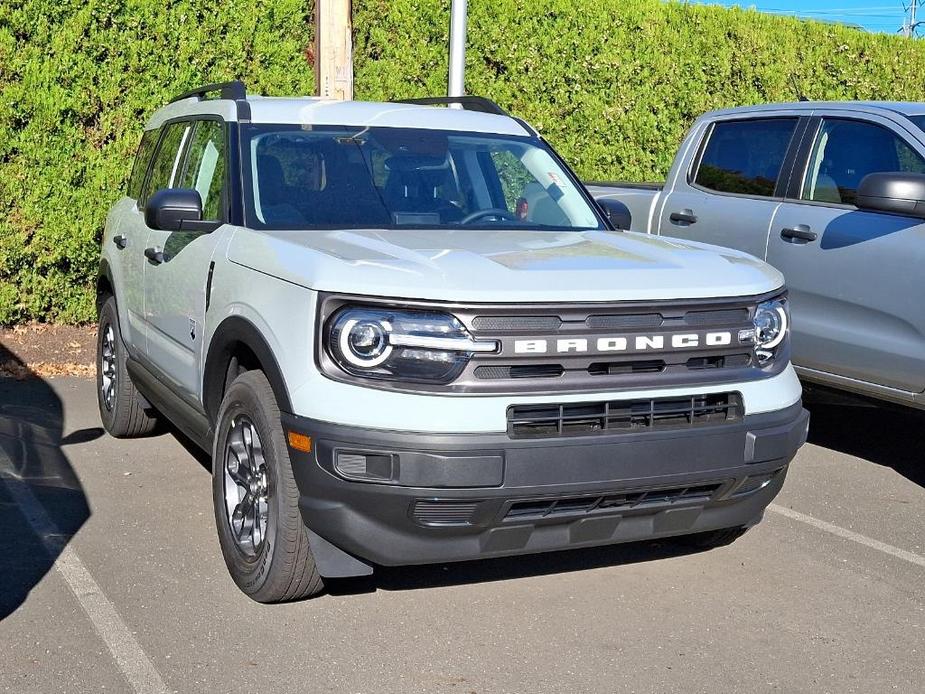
(1, 376, 923, 693)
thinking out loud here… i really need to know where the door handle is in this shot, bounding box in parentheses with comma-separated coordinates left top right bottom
(780, 225, 817, 243)
(113, 234, 127, 249)
(669, 210, 698, 225)
(144, 247, 166, 264)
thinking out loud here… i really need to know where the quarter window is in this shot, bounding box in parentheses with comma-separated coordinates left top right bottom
(177, 120, 226, 221)
(127, 129, 159, 200)
(140, 121, 191, 206)
(802, 118, 925, 206)
(694, 118, 798, 197)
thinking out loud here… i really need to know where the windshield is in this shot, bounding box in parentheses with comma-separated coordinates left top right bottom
(241, 125, 604, 231)
(911, 115, 925, 136)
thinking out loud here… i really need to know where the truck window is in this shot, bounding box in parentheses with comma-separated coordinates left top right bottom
(177, 120, 226, 221)
(694, 118, 797, 197)
(909, 115, 925, 135)
(140, 121, 192, 207)
(127, 129, 160, 200)
(801, 118, 925, 206)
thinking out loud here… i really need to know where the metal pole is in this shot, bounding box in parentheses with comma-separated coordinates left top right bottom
(448, 0, 468, 97)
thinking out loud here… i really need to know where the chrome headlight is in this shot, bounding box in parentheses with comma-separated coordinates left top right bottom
(326, 307, 498, 383)
(752, 297, 789, 364)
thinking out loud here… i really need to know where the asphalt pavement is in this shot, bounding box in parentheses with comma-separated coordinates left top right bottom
(1, 376, 923, 693)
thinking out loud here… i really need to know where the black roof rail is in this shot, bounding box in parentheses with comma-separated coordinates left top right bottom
(169, 80, 247, 104)
(394, 96, 509, 117)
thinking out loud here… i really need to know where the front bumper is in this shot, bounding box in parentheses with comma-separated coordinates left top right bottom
(283, 402, 808, 569)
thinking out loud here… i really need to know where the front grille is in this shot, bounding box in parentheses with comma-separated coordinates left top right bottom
(507, 392, 743, 439)
(585, 313, 663, 330)
(474, 364, 565, 380)
(472, 315, 562, 332)
(684, 308, 750, 325)
(505, 483, 723, 521)
(411, 500, 480, 526)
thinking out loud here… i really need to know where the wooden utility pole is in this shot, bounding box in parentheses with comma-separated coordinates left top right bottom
(314, 0, 354, 100)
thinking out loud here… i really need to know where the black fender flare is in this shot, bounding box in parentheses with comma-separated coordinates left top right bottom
(203, 316, 293, 421)
(97, 258, 114, 294)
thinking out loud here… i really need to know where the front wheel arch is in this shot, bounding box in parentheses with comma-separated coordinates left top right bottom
(202, 317, 293, 424)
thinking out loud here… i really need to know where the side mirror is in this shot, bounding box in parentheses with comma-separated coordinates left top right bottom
(596, 198, 632, 230)
(856, 172, 925, 219)
(145, 188, 206, 231)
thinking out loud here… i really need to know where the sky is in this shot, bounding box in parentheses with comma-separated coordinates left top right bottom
(701, 1, 916, 34)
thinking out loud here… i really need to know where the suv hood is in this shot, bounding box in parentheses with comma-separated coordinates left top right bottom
(227, 228, 784, 302)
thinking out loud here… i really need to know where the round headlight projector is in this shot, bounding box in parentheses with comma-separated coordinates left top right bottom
(338, 318, 393, 367)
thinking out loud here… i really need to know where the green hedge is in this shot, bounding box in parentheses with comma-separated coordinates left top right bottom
(2, 0, 925, 324)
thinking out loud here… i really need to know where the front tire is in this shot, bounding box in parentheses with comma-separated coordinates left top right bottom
(212, 370, 324, 603)
(96, 295, 157, 437)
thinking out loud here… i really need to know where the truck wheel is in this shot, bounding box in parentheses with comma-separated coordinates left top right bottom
(675, 526, 749, 549)
(212, 370, 324, 603)
(96, 296, 158, 437)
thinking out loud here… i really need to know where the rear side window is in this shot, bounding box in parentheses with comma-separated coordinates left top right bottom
(694, 118, 798, 197)
(140, 121, 191, 206)
(127, 129, 159, 200)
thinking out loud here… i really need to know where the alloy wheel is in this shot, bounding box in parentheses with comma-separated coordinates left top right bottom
(100, 324, 116, 412)
(222, 416, 269, 557)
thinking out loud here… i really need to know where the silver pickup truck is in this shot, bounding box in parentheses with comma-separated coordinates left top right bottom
(589, 102, 925, 410)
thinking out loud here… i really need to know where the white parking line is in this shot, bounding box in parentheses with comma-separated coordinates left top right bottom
(768, 503, 925, 569)
(0, 467, 169, 694)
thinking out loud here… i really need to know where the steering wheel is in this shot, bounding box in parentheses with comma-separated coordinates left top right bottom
(459, 208, 519, 225)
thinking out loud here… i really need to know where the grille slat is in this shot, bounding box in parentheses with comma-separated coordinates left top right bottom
(505, 483, 724, 521)
(507, 393, 743, 439)
(412, 500, 479, 526)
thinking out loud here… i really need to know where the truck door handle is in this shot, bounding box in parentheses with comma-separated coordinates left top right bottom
(669, 210, 698, 225)
(780, 225, 817, 243)
(113, 234, 127, 249)
(144, 247, 165, 264)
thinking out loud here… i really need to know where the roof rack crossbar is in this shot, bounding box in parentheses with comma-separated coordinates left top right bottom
(394, 96, 509, 117)
(169, 80, 247, 104)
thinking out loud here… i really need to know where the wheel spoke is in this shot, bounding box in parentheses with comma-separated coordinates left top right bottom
(232, 495, 253, 542)
(226, 451, 249, 487)
(242, 422, 254, 465)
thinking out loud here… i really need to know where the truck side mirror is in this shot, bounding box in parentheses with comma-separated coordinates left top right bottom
(856, 172, 925, 219)
(145, 188, 208, 231)
(596, 198, 632, 230)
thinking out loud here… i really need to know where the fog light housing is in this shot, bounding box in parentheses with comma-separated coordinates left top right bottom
(334, 451, 396, 482)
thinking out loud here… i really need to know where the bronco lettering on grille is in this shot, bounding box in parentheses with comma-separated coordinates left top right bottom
(513, 331, 735, 355)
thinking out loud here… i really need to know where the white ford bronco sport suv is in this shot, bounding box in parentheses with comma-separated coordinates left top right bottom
(97, 81, 809, 602)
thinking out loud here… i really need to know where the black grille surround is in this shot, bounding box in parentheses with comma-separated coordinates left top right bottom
(316, 291, 787, 395)
(507, 392, 744, 439)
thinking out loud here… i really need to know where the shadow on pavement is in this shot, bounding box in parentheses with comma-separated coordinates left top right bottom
(327, 538, 700, 596)
(0, 361, 100, 620)
(804, 394, 925, 488)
